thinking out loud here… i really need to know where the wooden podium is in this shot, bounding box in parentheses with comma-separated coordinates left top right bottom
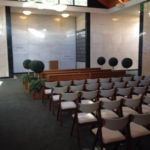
(49, 61, 58, 70)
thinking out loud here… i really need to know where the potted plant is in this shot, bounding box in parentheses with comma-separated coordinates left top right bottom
(109, 57, 118, 70)
(97, 57, 106, 69)
(29, 78, 46, 100)
(23, 59, 31, 74)
(29, 60, 45, 99)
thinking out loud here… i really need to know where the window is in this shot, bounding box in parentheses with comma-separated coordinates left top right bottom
(75, 0, 87, 6)
(60, 0, 73, 5)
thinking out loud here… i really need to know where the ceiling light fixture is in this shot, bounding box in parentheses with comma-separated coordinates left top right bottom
(62, 13, 69, 18)
(112, 18, 119, 21)
(23, 11, 32, 15)
(20, 16, 27, 19)
(53, 4, 67, 12)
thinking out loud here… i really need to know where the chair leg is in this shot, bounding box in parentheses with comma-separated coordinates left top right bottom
(70, 117, 76, 136)
(44, 95, 46, 106)
(76, 123, 80, 145)
(60, 109, 63, 127)
(91, 136, 98, 150)
(52, 101, 54, 116)
(57, 104, 60, 121)
(42, 92, 45, 103)
(49, 97, 51, 111)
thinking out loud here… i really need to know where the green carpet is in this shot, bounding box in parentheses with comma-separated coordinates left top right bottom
(0, 75, 149, 150)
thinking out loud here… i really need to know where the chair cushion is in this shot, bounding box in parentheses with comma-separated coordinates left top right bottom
(101, 109, 119, 119)
(142, 104, 150, 114)
(92, 127, 125, 144)
(116, 96, 125, 100)
(81, 100, 94, 104)
(52, 95, 60, 101)
(61, 101, 76, 110)
(72, 113, 97, 124)
(130, 122, 150, 138)
(99, 98, 111, 102)
(45, 89, 52, 94)
(132, 95, 140, 99)
(122, 107, 138, 116)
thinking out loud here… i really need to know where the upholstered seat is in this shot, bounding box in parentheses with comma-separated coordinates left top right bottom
(142, 104, 150, 113)
(52, 95, 60, 101)
(61, 101, 76, 109)
(116, 96, 126, 100)
(130, 122, 150, 138)
(45, 89, 52, 94)
(99, 98, 111, 102)
(132, 95, 140, 99)
(92, 127, 125, 144)
(72, 113, 97, 124)
(122, 107, 138, 116)
(81, 100, 94, 104)
(101, 109, 119, 119)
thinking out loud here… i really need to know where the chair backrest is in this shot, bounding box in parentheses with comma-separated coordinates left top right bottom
(114, 82, 126, 88)
(116, 87, 132, 96)
(131, 113, 150, 126)
(132, 86, 147, 95)
(100, 82, 114, 90)
(103, 115, 130, 131)
(59, 80, 72, 87)
(122, 76, 132, 82)
(101, 99, 122, 110)
(99, 78, 110, 83)
(99, 89, 115, 98)
(77, 101, 101, 113)
(143, 76, 150, 80)
(86, 78, 98, 84)
(69, 85, 84, 92)
(52, 86, 68, 94)
(73, 79, 85, 85)
(85, 83, 99, 91)
(142, 96, 150, 104)
(81, 90, 98, 100)
(111, 77, 121, 82)
(60, 92, 79, 101)
(133, 76, 143, 81)
(139, 80, 150, 86)
(127, 81, 139, 87)
(123, 97, 141, 108)
(45, 81, 58, 88)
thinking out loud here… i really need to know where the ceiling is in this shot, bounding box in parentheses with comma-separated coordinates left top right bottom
(11, 7, 83, 17)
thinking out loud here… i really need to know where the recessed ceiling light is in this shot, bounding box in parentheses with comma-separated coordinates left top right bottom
(20, 16, 27, 19)
(62, 13, 69, 18)
(23, 11, 32, 15)
(52, 4, 67, 12)
(112, 18, 119, 21)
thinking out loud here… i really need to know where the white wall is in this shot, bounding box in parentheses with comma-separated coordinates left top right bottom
(0, 6, 9, 77)
(91, 13, 139, 70)
(11, 13, 76, 73)
(76, 13, 85, 68)
(142, 2, 150, 75)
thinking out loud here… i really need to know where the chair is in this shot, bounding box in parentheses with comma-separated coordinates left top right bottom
(99, 78, 110, 83)
(50, 86, 68, 115)
(113, 81, 127, 88)
(59, 80, 72, 87)
(143, 76, 150, 80)
(101, 99, 123, 119)
(141, 96, 150, 114)
(100, 82, 114, 90)
(133, 76, 143, 81)
(80, 90, 98, 104)
(128, 113, 150, 150)
(84, 83, 99, 91)
(57, 92, 79, 126)
(70, 101, 101, 145)
(42, 81, 58, 106)
(91, 115, 130, 150)
(122, 76, 132, 82)
(139, 79, 150, 87)
(73, 79, 85, 86)
(69, 85, 84, 93)
(86, 78, 98, 84)
(111, 77, 121, 82)
(99, 89, 115, 101)
(121, 97, 141, 117)
(131, 86, 147, 99)
(115, 87, 132, 100)
(127, 80, 139, 87)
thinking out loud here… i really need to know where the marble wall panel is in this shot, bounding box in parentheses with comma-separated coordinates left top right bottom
(91, 13, 139, 70)
(11, 13, 76, 73)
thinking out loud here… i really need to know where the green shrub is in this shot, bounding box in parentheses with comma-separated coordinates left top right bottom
(23, 59, 31, 70)
(109, 57, 118, 70)
(29, 78, 46, 94)
(30, 61, 45, 73)
(122, 58, 133, 70)
(20, 74, 33, 84)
